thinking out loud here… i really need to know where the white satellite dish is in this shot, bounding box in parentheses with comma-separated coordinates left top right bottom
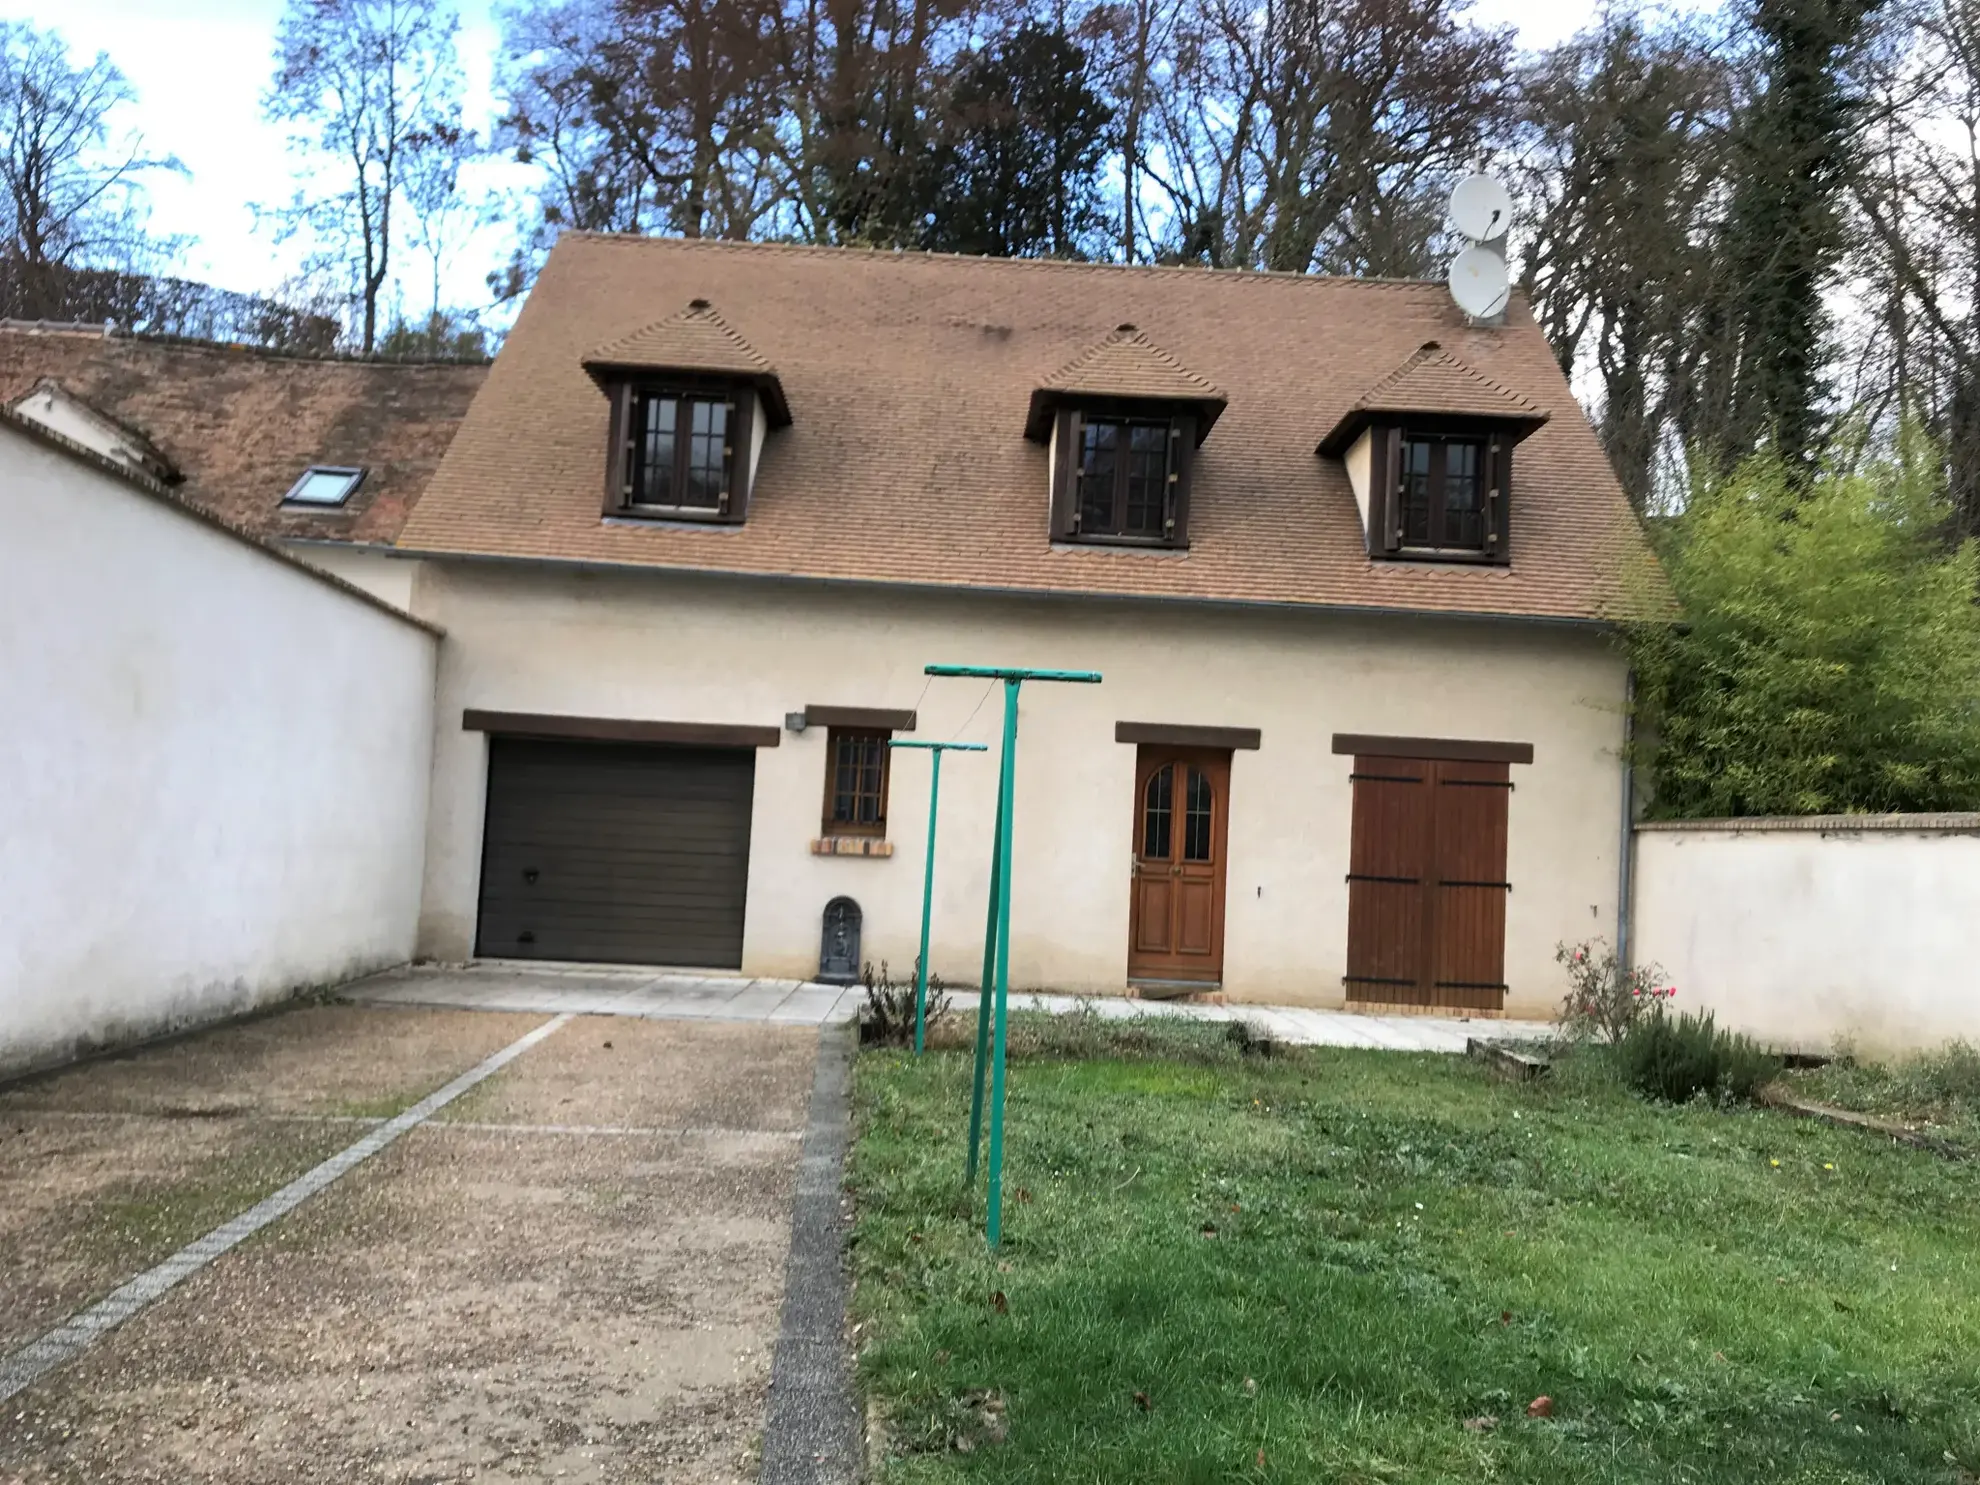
(1449, 245, 1511, 319)
(1449, 173, 1513, 243)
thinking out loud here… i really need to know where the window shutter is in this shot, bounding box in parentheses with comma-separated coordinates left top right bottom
(724, 386, 757, 524)
(1166, 416, 1194, 547)
(604, 383, 635, 514)
(1486, 434, 1511, 564)
(1377, 426, 1403, 555)
(1050, 407, 1081, 539)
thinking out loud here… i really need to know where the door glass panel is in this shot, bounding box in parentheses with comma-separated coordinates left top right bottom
(683, 398, 729, 508)
(1142, 764, 1173, 859)
(1183, 767, 1213, 861)
(1079, 419, 1121, 532)
(1442, 439, 1483, 548)
(636, 395, 677, 504)
(1400, 436, 1433, 544)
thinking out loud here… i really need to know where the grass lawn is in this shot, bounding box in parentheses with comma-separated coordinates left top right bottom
(849, 1016, 1980, 1483)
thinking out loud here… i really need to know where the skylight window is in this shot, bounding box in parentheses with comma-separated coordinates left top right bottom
(283, 466, 365, 506)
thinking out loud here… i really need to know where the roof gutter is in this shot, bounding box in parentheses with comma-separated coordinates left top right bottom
(373, 542, 1622, 633)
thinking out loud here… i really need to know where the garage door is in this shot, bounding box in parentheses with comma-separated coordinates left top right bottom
(475, 737, 755, 968)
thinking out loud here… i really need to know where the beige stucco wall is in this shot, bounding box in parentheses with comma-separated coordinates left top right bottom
(0, 427, 438, 1079)
(413, 562, 1626, 1018)
(1634, 818, 1980, 1055)
(287, 541, 421, 613)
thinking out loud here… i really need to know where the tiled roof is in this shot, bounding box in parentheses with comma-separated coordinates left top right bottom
(399, 235, 1657, 623)
(585, 298, 773, 377)
(1027, 322, 1227, 438)
(1318, 341, 1548, 455)
(583, 298, 791, 424)
(0, 326, 487, 544)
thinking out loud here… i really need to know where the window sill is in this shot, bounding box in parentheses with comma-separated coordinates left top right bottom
(812, 837, 894, 858)
(1376, 548, 1508, 567)
(1049, 538, 1190, 557)
(602, 511, 741, 532)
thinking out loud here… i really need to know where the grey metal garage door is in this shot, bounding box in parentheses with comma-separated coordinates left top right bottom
(475, 737, 755, 968)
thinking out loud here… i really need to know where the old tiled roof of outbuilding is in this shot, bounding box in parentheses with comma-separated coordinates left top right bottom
(0, 324, 488, 544)
(400, 235, 1655, 623)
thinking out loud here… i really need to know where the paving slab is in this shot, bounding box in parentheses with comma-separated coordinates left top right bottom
(0, 1010, 817, 1485)
(345, 968, 1550, 1049)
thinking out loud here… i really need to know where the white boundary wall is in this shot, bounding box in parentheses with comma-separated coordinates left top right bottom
(1633, 815, 1980, 1055)
(0, 423, 439, 1078)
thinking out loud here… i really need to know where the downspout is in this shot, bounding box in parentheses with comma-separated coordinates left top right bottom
(1617, 668, 1637, 969)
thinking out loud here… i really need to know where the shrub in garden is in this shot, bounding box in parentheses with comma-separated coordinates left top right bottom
(859, 959, 951, 1047)
(1554, 938, 1674, 1043)
(1617, 1008, 1780, 1104)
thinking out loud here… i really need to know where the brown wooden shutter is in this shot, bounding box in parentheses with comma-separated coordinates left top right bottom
(1485, 435, 1512, 564)
(723, 386, 758, 524)
(1050, 407, 1081, 539)
(603, 382, 634, 514)
(1376, 425, 1403, 555)
(1345, 754, 1510, 1011)
(1165, 416, 1194, 548)
(1429, 759, 1511, 1007)
(1343, 755, 1433, 1002)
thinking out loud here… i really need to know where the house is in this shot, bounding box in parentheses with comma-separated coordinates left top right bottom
(1, 241, 1648, 1039)
(351, 236, 1644, 1020)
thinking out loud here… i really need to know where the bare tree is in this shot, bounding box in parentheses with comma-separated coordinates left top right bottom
(1082, 0, 1185, 262)
(1851, 0, 1980, 536)
(1512, 12, 1738, 509)
(265, 0, 468, 354)
(1139, 0, 1514, 276)
(0, 21, 181, 277)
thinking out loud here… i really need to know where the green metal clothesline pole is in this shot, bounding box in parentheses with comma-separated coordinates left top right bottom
(888, 739, 987, 1055)
(926, 664, 1103, 1249)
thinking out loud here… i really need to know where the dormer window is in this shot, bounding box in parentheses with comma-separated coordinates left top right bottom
(1399, 433, 1488, 552)
(582, 299, 791, 527)
(1028, 325, 1225, 552)
(622, 389, 737, 513)
(1317, 342, 1547, 568)
(1063, 411, 1190, 543)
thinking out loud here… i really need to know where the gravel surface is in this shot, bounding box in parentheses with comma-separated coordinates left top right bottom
(0, 1007, 817, 1484)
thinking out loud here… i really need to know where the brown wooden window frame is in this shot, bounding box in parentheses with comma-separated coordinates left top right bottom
(1367, 418, 1513, 566)
(602, 378, 758, 525)
(1051, 403, 1195, 549)
(822, 726, 892, 839)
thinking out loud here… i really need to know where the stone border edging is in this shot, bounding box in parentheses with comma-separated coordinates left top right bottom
(760, 1022, 861, 1484)
(0, 1013, 572, 1405)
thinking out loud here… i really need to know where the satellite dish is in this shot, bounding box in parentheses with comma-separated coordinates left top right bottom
(1449, 173, 1513, 242)
(1449, 245, 1511, 319)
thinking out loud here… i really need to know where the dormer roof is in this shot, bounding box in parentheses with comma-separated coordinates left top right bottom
(583, 298, 791, 425)
(1024, 323, 1227, 442)
(1316, 341, 1548, 455)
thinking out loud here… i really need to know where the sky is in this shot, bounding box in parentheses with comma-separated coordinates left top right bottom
(2, 0, 1678, 323)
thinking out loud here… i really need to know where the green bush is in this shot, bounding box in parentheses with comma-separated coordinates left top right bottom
(1626, 434, 1980, 818)
(1617, 1009, 1780, 1104)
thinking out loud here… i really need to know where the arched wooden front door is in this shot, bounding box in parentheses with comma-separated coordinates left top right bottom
(1127, 747, 1230, 986)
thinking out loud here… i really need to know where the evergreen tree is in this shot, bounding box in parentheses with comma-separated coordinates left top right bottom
(1695, 0, 1881, 478)
(921, 24, 1113, 259)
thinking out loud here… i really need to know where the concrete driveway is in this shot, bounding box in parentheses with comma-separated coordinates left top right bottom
(0, 995, 822, 1484)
